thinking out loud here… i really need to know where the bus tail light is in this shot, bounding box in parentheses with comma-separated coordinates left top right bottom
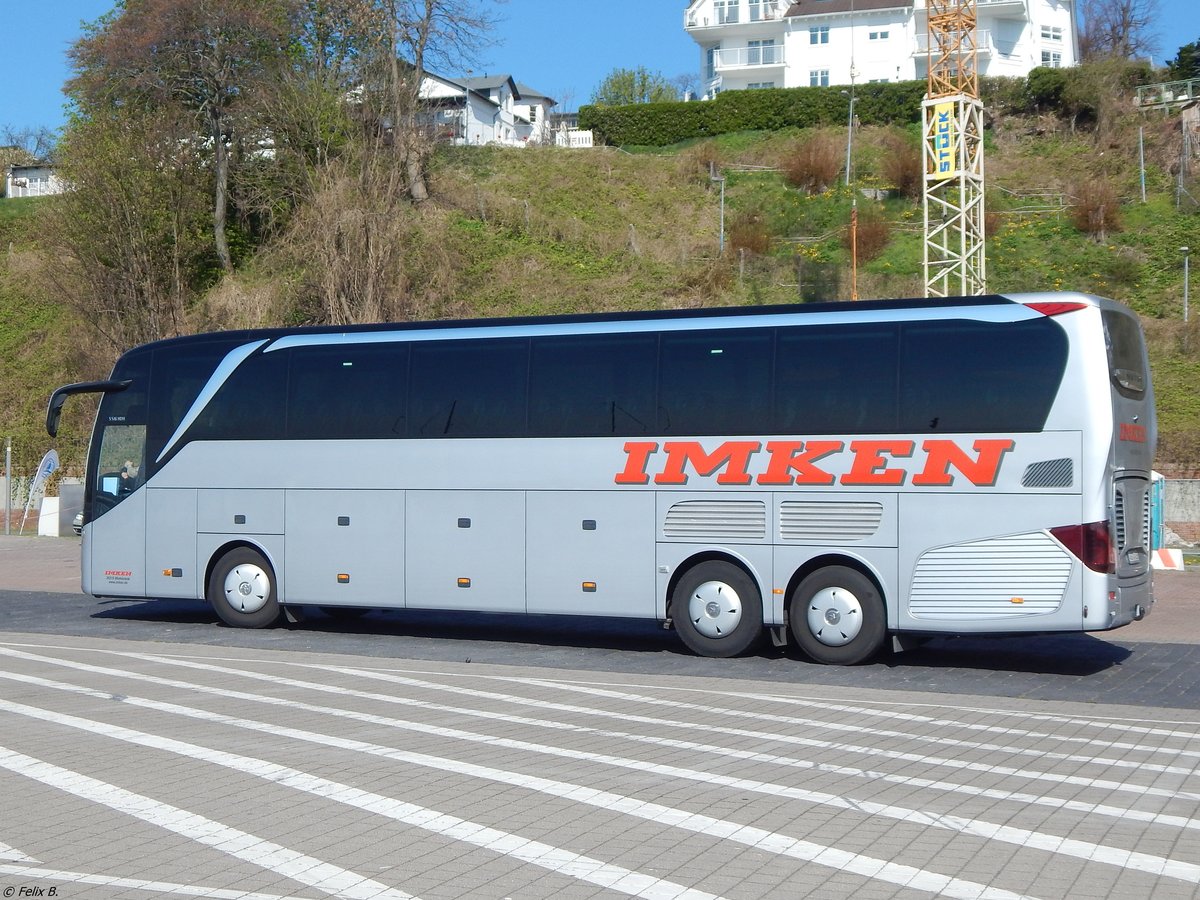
(1025, 301, 1088, 317)
(1050, 522, 1114, 574)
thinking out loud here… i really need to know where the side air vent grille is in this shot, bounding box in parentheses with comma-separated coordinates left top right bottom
(910, 533, 1071, 620)
(1022, 458, 1074, 488)
(663, 500, 767, 542)
(1114, 489, 1128, 551)
(1142, 490, 1152, 552)
(779, 501, 883, 543)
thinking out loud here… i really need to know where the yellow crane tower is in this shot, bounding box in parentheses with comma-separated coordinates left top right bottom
(923, 0, 986, 297)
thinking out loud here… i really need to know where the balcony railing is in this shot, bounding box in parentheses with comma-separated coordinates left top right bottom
(913, 30, 994, 57)
(1136, 78, 1200, 109)
(713, 45, 786, 69)
(916, 0, 1026, 13)
(685, 1, 787, 29)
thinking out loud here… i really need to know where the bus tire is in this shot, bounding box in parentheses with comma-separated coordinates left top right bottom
(208, 547, 281, 629)
(670, 561, 764, 658)
(789, 566, 885, 665)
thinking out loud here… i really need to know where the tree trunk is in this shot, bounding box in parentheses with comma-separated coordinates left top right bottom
(211, 106, 233, 273)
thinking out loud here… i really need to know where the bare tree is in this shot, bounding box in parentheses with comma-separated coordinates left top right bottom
(355, 0, 499, 202)
(39, 107, 211, 350)
(68, 0, 296, 273)
(0, 125, 56, 160)
(1079, 0, 1160, 60)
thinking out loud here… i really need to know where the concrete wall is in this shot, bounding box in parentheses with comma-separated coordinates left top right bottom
(1165, 479, 1200, 544)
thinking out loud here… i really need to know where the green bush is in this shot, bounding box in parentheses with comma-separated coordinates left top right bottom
(579, 82, 927, 147)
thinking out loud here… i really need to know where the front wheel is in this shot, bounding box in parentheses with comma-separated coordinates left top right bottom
(670, 561, 764, 658)
(208, 547, 281, 629)
(789, 566, 886, 665)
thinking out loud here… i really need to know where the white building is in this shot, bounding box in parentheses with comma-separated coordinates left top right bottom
(418, 73, 557, 146)
(4, 163, 65, 199)
(684, 0, 1079, 96)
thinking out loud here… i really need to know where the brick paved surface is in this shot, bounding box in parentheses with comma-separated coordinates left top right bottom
(2, 535, 1199, 899)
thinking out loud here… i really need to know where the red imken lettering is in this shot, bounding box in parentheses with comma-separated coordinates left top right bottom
(615, 438, 1016, 487)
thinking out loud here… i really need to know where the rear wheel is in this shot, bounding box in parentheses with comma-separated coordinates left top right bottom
(789, 566, 886, 665)
(670, 561, 764, 658)
(208, 547, 281, 629)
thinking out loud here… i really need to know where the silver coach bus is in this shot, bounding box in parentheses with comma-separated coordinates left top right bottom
(47, 293, 1156, 664)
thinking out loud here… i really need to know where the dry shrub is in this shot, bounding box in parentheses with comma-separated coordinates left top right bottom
(879, 131, 922, 199)
(728, 211, 771, 256)
(984, 207, 1003, 240)
(843, 206, 891, 262)
(195, 275, 281, 331)
(782, 132, 842, 194)
(272, 157, 460, 325)
(677, 141, 724, 186)
(1070, 177, 1122, 241)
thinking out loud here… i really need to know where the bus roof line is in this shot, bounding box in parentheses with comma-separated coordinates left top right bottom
(155, 340, 268, 463)
(265, 304, 1043, 352)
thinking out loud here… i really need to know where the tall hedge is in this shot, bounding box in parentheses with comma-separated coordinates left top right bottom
(578, 81, 928, 147)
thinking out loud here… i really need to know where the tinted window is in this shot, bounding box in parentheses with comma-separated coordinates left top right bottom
(658, 329, 773, 435)
(148, 339, 242, 461)
(410, 339, 529, 437)
(288, 344, 408, 438)
(189, 347, 288, 441)
(899, 318, 1067, 432)
(529, 333, 656, 436)
(1102, 309, 1147, 398)
(775, 324, 899, 434)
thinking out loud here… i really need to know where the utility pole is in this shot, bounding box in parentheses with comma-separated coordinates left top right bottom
(710, 162, 726, 255)
(922, 0, 986, 298)
(843, 90, 859, 300)
(4, 437, 10, 536)
(1183, 246, 1191, 324)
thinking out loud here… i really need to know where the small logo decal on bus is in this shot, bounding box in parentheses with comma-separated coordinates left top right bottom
(104, 569, 133, 583)
(615, 438, 1015, 488)
(1118, 423, 1147, 443)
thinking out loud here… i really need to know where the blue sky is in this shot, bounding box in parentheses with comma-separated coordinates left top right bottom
(2, 0, 1198, 134)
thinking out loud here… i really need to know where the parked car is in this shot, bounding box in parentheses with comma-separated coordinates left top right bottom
(72, 512, 83, 535)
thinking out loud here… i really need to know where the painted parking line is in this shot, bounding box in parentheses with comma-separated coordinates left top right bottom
(0, 664, 1031, 900)
(0, 746, 412, 900)
(3, 654, 1199, 889)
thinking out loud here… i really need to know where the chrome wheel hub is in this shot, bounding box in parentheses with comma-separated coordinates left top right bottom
(688, 580, 743, 639)
(224, 563, 271, 614)
(806, 586, 863, 647)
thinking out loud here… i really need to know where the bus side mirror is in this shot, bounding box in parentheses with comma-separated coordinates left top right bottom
(45, 380, 132, 437)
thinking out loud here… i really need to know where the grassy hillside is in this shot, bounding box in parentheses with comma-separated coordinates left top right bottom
(2, 110, 1199, 479)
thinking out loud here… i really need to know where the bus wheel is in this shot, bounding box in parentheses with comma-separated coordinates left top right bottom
(789, 566, 885, 665)
(208, 548, 281, 629)
(670, 561, 763, 658)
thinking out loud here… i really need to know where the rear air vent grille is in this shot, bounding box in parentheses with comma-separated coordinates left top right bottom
(910, 533, 1071, 620)
(1022, 458, 1074, 488)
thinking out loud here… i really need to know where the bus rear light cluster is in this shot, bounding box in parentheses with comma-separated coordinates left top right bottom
(1050, 522, 1115, 574)
(1025, 301, 1088, 317)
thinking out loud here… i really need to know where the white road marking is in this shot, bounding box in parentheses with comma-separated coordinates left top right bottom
(0, 746, 412, 900)
(0, 697, 723, 900)
(0, 674, 1032, 900)
(0, 864, 318, 899)
(4, 660, 1198, 889)
(0, 840, 38, 863)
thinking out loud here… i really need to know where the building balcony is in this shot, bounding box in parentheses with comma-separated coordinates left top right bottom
(913, 29, 994, 58)
(712, 45, 786, 72)
(916, 0, 1028, 19)
(685, 1, 788, 32)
